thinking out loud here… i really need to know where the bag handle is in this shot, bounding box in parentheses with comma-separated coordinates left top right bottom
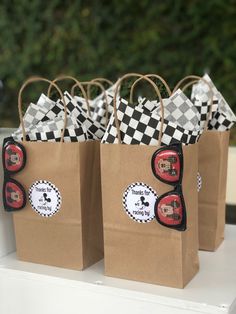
(91, 78, 113, 86)
(47, 75, 91, 117)
(129, 74, 171, 103)
(72, 81, 109, 127)
(113, 73, 164, 146)
(86, 78, 113, 101)
(172, 75, 214, 131)
(18, 77, 67, 143)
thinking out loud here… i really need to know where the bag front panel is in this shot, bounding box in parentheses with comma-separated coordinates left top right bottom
(101, 143, 198, 288)
(13, 141, 84, 269)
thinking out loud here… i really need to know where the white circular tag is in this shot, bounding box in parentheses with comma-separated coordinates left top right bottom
(29, 180, 62, 217)
(123, 182, 157, 223)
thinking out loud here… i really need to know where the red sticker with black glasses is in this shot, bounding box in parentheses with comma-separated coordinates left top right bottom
(151, 144, 186, 231)
(2, 137, 27, 212)
(152, 149, 180, 183)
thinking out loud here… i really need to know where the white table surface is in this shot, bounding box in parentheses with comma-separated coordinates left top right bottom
(0, 225, 235, 314)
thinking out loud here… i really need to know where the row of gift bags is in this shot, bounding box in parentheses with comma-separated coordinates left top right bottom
(2, 73, 235, 288)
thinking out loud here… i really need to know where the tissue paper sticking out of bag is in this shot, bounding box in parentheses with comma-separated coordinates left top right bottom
(101, 95, 202, 146)
(191, 74, 236, 131)
(138, 89, 201, 131)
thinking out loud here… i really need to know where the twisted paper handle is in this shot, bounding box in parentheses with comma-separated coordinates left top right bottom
(18, 77, 67, 142)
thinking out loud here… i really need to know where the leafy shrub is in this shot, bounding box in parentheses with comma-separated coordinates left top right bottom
(0, 0, 235, 138)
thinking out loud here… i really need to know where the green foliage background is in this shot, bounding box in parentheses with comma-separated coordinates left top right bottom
(0, 0, 235, 141)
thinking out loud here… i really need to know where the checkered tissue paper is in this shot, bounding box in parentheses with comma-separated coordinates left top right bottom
(191, 74, 236, 131)
(101, 94, 202, 146)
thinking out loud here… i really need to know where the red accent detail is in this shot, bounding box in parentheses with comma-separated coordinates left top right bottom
(4, 143, 24, 172)
(153, 150, 180, 182)
(5, 182, 24, 209)
(156, 194, 183, 225)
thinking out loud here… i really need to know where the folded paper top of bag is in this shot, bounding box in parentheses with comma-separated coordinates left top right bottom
(13, 90, 104, 143)
(137, 89, 201, 131)
(88, 84, 118, 127)
(191, 74, 236, 131)
(74, 96, 95, 115)
(74, 83, 117, 128)
(12, 113, 87, 142)
(25, 125, 88, 142)
(17, 93, 55, 129)
(51, 91, 106, 140)
(101, 95, 202, 146)
(92, 92, 115, 127)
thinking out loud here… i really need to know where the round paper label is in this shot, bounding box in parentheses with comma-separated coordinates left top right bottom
(123, 182, 157, 223)
(29, 180, 62, 217)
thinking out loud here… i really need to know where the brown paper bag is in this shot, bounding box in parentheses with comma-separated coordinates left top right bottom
(198, 130, 230, 251)
(101, 74, 199, 288)
(173, 75, 230, 251)
(11, 77, 104, 269)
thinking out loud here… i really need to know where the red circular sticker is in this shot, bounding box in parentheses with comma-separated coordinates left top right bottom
(153, 150, 180, 183)
(156, 194, 183, 225)
(5, 181, 24, 209)
(5, 143, 24, 172)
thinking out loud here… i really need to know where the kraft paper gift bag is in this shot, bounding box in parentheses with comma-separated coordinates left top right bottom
(5, 77, 103, 270)
(101, 74, 199, 288)
(173, 74, 235, 251)
(190, 74, 236, 251)
(197, 130, 230, 251)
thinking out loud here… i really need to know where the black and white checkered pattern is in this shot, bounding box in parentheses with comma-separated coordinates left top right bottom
(101, 97, 202, 146)
(92, 85, 117, 127)
(139, 89, 201, 130)
(12, 115, 82, 141)
(74, 96, 96, 115)
(73, 84, 117, 123)
(92, 92, 115, 127)
(14, 94, 56, 138)
(191, 74, 235, 130)
(29, 180, 62, 217)
(191, 77, 218, 129)
(25, 125, 88, 142)
(208, 94, 236, 131)
(48, 92, 106, 140)
(122, 182, 157, 223)
(23, 94, 55, 126)
(30, 115, 78, 133)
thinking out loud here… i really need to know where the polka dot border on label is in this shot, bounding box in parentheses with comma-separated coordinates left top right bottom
(197, 172, 202, 192)
(29, 180, 62, 217)
(123, 182, 157, 223)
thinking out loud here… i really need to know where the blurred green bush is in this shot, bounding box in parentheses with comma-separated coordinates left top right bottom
(0, 0, 235, 134)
